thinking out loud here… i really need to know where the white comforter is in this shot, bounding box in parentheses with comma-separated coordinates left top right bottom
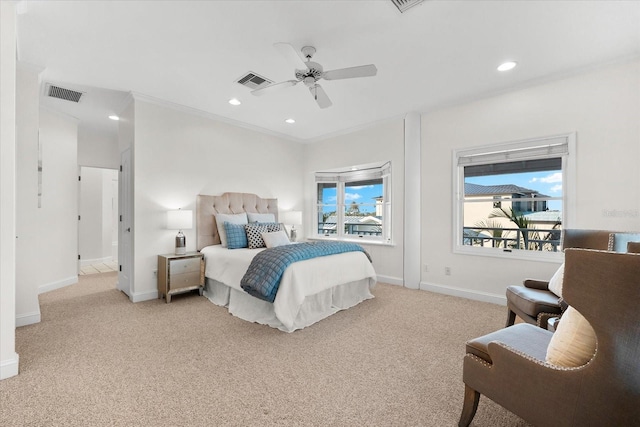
(200, 245, 377, 331)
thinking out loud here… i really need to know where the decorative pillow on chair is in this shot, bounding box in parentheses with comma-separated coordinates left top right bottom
(215, 213, 248, 247)
(548, 263, 565, 297)
(223, 222, 248, 249)
(245, 223, 271, 249)
(546, 306, 597, 367)
(261, 230, 291, 248)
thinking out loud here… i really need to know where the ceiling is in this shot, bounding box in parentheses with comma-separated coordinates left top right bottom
(16, 1, 640, 143)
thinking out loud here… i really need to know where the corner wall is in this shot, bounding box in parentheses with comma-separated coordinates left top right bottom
(15, 62, 42, 326)
(304, 119, 405, 284)
(421, 59, 640, 303)
(33, 109, 79, 295)
(130, 98, 305, 300)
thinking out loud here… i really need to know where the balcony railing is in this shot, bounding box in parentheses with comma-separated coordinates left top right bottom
(318, 223, 382, 236)
(463, 226, 562, 252)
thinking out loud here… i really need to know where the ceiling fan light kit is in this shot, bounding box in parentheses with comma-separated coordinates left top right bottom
(251, 43, 377, 109)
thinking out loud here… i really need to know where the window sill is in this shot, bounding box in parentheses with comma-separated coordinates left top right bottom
(307, 236, 396, 247)
(453, 245, 563, 263)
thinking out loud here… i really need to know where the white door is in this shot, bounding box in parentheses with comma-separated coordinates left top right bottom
(118, 148, 133, 297)
(78, 167, 118, 275)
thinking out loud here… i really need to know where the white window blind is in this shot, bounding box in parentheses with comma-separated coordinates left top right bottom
(315, 162, 391, 182)
(457, 136, 569, 166)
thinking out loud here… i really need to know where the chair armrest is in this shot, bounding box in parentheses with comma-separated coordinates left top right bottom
(523, 279, 550, 290)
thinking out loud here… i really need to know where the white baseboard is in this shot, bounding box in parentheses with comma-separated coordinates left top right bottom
(16, 310, 40, 327)
(39, 275, 78, 294)
(0, 353, 19, 380)
(130, 289, 159, 303)
(80, 256, 114, 268)
(419, 281, 507, 306)
(375, 275, 404, 286)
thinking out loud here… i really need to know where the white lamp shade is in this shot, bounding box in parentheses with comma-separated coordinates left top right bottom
(167, 209, 192, 230)
(281, 210, 302, 225)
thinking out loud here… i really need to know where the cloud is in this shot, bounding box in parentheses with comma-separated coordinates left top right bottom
(345, 193, 362, 201)
(530, 172, 562, 184)
(550, 184, 562, 193)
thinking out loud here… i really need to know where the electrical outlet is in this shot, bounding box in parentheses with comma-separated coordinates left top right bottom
(445, 267, 451, 276)
(423, 264, 429, 272)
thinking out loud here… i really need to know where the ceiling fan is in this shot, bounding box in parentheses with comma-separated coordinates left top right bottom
(251, 43, 377, 109)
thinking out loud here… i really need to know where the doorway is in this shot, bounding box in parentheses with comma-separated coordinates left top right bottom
(78, 166, 118, 276)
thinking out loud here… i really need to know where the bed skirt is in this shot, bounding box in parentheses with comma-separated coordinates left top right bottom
(204, 277, 375, 332)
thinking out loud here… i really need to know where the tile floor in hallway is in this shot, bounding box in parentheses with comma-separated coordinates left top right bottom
(80, 261, 118, 275)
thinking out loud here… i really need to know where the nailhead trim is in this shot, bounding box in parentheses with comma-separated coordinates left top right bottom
(465, 340, 598, 371)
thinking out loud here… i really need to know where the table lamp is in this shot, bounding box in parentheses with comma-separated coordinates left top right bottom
(281, 210, 302, 242)
(167, 209, 192, 255)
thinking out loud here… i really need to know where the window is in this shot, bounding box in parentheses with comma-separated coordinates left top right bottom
(315, 162, 391, 243)
(454, 134, 575, 259)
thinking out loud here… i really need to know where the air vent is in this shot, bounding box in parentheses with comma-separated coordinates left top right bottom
(46, 84, 84, 103)
(391, 0, 424, 13)
(236, 72, 273, 90)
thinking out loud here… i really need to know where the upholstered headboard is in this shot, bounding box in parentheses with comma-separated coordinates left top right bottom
(196, 192, 278, 251)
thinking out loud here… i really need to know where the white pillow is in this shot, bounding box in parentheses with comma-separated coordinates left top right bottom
(261, 230, 291, 248)
(546, 306, 597, 367)
(215, 213, 248, 247)
(247, 212, 276, 223)
(548, 263, 564, 297)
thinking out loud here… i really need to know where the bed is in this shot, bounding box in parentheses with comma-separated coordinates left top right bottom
(196, 192, 377, 332)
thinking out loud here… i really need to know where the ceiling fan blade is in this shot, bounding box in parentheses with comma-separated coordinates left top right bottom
(309, 84, 332, 109)
(323, 64, 377, 80)
(274, 42, 308, 70)
(251, 80, 299, 96)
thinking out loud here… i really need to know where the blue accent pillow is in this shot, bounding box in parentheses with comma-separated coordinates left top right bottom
(224, 222, 248, 249)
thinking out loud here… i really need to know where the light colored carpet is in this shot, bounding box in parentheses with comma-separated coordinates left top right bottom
(1, 272, 531, 426)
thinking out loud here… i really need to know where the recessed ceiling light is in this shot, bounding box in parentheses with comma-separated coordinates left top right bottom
(285, 118, 295, 124)
(351, 167, 358, 171)
(228, 98, 241, 106)
(497, 61, 518, 72)
(108, 115, 119, 121)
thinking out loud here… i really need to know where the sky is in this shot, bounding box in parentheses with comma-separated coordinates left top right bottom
(466, 170, 563, 210)
(319, 169, 563, 214)
(319, 183, 383, 214)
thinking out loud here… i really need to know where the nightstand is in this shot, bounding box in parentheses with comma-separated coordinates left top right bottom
(157, 252, 204, 303)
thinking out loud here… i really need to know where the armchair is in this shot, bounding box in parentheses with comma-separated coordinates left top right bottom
(459, 249, 640, 426)
(505, 229, 611, 329)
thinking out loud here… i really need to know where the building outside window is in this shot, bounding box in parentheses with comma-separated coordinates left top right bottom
(454, 134, 575, 260)
(315, 162, 391, 243)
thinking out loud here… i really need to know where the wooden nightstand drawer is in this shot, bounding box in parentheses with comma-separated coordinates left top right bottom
(169, 271, 202, 290)
(170, 257, 201, 274)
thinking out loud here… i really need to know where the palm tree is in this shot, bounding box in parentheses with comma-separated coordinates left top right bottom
(488, 207, 540, 250)
(474, 219, 506, 248)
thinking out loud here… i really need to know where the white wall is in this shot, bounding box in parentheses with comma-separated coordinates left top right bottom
(79, 167, 117, 265)
(304, 119, 405, 284)
(0, 0, 19, 380)
(421, 59, 640, 303)
(35, 109, 79, 294)
(15, 62, 42, 326)
(129, 98, 305, 300)
(78, 126, 119, 169)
